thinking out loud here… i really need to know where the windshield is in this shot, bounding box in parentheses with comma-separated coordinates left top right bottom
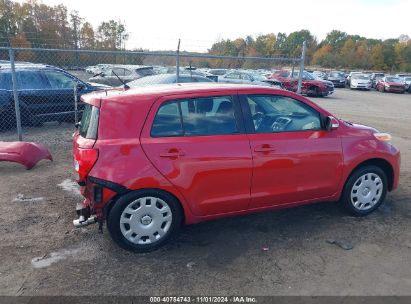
(330, 72, 344, 77)
(385, 77, 402, 83)
(251, 73, 265, 81)
(404, 77, 411, 81)
(128, 74, 174, 87)
(291, 71, 315, 80)
(352, 75, 370, 80)
(79, 104, 99, 139)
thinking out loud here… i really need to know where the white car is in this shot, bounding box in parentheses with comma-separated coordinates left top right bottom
(350, 74, 372, 90)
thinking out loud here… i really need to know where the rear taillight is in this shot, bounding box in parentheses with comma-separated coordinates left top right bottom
(74, 148, 98, 181)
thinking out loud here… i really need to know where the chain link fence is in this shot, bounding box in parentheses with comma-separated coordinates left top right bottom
(0, 46, 305, 141)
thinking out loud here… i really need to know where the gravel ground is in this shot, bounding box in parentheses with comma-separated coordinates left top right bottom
(0, 88, 410, 296)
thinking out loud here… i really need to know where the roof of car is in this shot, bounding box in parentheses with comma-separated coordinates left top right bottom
(0, 63, 61, 70)
(83, 83, 289, 105)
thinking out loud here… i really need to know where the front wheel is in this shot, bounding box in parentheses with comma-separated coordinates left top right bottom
(107, 190, 183, 252)
(340, 165, 388, 216)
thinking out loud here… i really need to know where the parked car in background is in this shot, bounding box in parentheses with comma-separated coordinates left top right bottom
(269, 70, 334, 97)
(346, 72, 363, 87)
(312, 71, 327, 80)
(126, 74, 213, 88)
(206, 69, 231, 76)
(350, 74, 372, 90)
(0, 64, 105, 128)
(73, 83, 400, 252)
(370, 73, 385, 88)
(219, 71, 271, 87)
(401, 76, 411, 92)
(89, 65, 155, 87)
(327, 71, 346, 88)
(376, 76, 406, 93)
(86, 64, 112, 75)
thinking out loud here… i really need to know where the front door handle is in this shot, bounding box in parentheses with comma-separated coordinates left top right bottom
(254, 144, 276, 153)
(160, 149, 185, 158)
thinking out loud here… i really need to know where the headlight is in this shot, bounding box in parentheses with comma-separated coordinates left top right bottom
(385, 84, 390, 88)
(374, 133, 392, 142)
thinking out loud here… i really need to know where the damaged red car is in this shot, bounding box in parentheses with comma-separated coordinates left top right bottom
(73, 83, 400, 252)
(269, 70, 334, 97)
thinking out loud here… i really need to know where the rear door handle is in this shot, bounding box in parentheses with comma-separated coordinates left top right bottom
(160, 149, 185, 158)
(254, 145, 276, 153)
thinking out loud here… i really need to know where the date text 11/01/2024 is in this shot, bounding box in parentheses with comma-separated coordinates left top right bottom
(149, 296, 257, 303)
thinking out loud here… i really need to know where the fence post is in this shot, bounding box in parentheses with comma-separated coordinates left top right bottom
(176, 39, 180, 82)
(9, 47, 23, 141)
(74, 82, 78, 125)
(297, 41, 306, 95)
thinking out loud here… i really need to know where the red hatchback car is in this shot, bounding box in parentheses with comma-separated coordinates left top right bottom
(376, 76, 406, 93)
(73, 84, 400, 252)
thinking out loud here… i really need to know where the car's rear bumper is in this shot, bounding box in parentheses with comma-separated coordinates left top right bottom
(73, 176, 129, 227)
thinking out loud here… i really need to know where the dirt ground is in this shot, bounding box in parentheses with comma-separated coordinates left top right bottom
(0, 89, 410, 296)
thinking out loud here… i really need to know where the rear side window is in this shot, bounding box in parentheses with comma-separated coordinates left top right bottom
(137, 68, 155, 77)
(151, 96, 238, 137)
(0, 72, 11, 90)
(17, 70, 50, 90)
(80, 104, 99, 139)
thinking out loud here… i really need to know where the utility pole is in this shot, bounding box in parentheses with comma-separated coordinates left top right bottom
(297, 41, 307, 95)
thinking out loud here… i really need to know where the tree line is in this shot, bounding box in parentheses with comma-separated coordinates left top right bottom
(1, 0, 410, 72)
(208, 30, 411, 72)
(0, 0, 128, 50)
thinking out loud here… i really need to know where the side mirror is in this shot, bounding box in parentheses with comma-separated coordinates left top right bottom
(325, 116, 339, 131)
(76, 83, 86, 91)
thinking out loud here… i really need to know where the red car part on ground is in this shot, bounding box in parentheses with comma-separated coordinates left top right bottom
(0, 141, 52, 169)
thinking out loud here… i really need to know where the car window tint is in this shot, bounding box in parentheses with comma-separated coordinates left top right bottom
(151, 96, 238, 137)
(17, 70, 50, 90)
(137, 68, 155, 77)
(111, 68, 125, 76)
(180, 96, 238, 136)
(44, 70, 76, 89)
(246, 94, 322, 133)
(123, 69, 132, 76)
(151, 101, 183, 137)
(241, 73, 251, 81)
(0, 72, 11, 90)
(225, 73, 240, 79)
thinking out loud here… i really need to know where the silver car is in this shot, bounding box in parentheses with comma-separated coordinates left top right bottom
(89, 65, 155, 87)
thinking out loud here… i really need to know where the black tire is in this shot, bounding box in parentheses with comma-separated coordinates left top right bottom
(340, 165, 388, 216)
(107, 189, 183, 252)
(307, 86, 320, 97)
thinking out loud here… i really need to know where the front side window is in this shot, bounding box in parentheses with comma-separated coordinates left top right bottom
(151, 96, 238, 137)
(245, 94, 322, 133)
(225, 73, 240, 80)
(44, 70, 76, 89)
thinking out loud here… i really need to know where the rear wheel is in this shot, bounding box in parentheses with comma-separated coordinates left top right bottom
(307, 86, 320, 97)
(107, 189, 183, 252)
(340, 165, 387, 216)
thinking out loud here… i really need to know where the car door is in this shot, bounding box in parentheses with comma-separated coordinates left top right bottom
(15, 69, 53, 122)
(42, 69, 83, 119)
(141, 93, 253, 216)
(241, 93, 343, 208)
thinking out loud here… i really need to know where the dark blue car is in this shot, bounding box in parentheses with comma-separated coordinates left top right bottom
(0, 63, 105, 128)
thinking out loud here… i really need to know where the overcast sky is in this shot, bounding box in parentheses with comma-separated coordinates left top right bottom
(20, 0, 411, 51)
